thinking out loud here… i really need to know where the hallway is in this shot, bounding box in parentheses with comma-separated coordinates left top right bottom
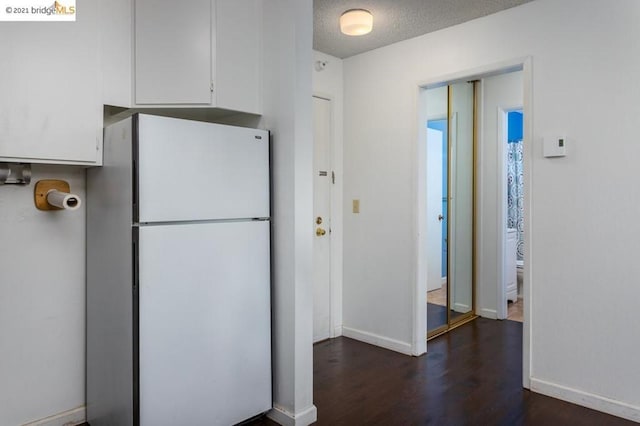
(309, 319, 633, 425)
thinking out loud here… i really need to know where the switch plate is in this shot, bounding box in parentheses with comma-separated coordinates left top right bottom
(352, 199, 360, 214)
(543, 136, 567, 157)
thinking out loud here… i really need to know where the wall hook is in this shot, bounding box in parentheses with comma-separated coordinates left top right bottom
(0, 163, 31, 185)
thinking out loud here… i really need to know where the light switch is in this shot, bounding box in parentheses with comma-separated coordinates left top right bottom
(543, 136, 567, 157)
(352, 199, 360, 214)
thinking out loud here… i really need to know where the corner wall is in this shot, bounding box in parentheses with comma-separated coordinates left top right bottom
(262, 1, 316, 424)
(341, 0, 640, 420)
(0, 166, 86, 425)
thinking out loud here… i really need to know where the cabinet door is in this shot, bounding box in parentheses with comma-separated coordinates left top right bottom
(0, 3, 101, 164)
(215, 0, 262, 114)
(135, 0, 212, 105)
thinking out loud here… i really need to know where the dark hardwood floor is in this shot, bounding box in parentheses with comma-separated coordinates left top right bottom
(86, 319, 633, 425)
(252, 317, 634, 425)
(427, 302, 465, 332)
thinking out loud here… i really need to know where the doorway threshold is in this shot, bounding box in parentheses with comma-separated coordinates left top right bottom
(427, 314, 478, 341)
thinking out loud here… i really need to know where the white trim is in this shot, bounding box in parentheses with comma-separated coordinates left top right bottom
(22, 406, 85, 426)
(530, 378, 640, 423)
(479, 308, 498, 320)
(417, 57, 528, 89)
(497, 105, 508, 321)
(521, 56, 533, 390)
(333, 325, 344, 337)
(343, 326, 413, 356)
(268, 404, 318, 426)
(452, 302, 470, 313)
(412, 86, 428, 356)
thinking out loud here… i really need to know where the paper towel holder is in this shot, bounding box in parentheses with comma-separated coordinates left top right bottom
(34, 180, 80, 211)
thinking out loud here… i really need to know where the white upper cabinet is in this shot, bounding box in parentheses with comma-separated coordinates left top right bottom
(0, 3, 102, 164)
(134, 0, 262, 114)
(214, 0, 262, 114)
(135, 0, 212, 105)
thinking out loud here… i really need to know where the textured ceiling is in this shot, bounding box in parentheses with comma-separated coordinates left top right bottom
(314, 0, 535, 59)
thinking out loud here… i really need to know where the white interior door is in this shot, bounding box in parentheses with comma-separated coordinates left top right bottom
(426, 128, 444, 292)
(312, 96, 332, 343)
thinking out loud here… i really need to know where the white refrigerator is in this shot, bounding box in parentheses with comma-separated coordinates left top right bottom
(87, 114, 272, 426)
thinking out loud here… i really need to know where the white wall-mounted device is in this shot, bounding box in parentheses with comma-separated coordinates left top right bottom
(543, 136, 567, 157)
(314, 60, 328, 71)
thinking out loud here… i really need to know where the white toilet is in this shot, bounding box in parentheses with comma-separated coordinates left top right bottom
(506, 229, 518, 303)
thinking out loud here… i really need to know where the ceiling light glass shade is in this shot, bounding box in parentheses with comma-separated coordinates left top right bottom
(340, 9, 373, 36)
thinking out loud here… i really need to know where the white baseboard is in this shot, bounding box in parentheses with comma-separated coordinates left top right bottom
(452, 302, 471, 314)
(479, 308, 498, 319)
(342, 326, 413, 355)
(267, 404, 317, 426)
(332, 325, 343, 338)
(531, 378, 640, 423)
(22, 406, 85, 426)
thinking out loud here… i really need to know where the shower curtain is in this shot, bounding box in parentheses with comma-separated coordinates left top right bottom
(507, 141, 524, 260)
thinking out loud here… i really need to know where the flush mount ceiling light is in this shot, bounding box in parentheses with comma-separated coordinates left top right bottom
(340, 9, 373, 36)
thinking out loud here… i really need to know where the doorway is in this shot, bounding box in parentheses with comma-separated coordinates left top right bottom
(416, 59, 532, 386)
(480, 70, 525, 323)
(424, 82, 477, 339)
(504, 109, 524, 322)
(312, 95, 332, 343)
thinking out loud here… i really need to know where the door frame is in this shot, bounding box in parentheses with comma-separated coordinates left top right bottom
(312, 93, 343, 340)
(414, 57, 533, 389)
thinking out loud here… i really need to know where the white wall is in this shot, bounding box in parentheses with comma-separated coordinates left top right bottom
(477, 71, 523, 319)
(341, 0, 640, 420)
(0, 166, 86, 425)
(261, 1, 316, 424)
(312, 50, 344, 337)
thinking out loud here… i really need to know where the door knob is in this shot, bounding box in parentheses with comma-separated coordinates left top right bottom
(438, 214, 444, 221)
(316, 216, 323, 225)
(316, 228, 326, 236)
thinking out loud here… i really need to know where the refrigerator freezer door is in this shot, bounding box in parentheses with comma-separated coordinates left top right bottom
(136, 114, 269, 223)
(138, 221, 272, 426)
